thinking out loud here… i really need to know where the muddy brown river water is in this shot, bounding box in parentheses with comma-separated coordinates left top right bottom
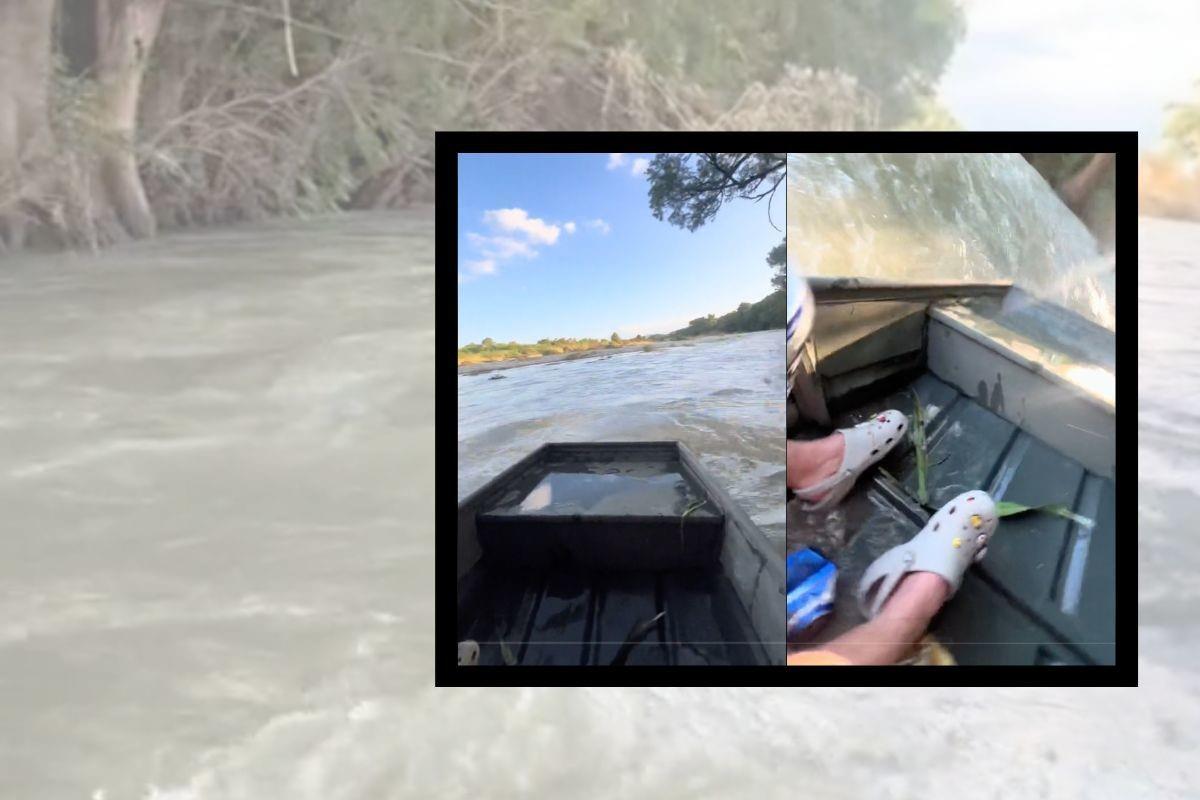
(0, 211, 1194, 799)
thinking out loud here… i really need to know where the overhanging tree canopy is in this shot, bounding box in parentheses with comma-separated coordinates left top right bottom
(646, 153, 785, 231)
(646, 153, 787, 293)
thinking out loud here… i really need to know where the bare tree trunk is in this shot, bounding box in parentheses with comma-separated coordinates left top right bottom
(1058, 153, 1115, 216)
(91, 0, 168, 239)
(0, 0, 57, 251)
(139, 4, 224, 139)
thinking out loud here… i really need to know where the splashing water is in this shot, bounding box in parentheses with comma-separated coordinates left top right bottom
(787, 153, 1114, 329)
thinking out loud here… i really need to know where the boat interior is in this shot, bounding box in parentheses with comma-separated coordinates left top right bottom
(787, 278, 1117, 665)
(457, 442, 785, 666)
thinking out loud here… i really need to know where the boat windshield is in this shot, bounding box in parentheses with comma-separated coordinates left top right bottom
(786, 153, 1115, 332)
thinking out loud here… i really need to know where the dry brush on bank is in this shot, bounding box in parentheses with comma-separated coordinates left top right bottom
(0, 1, 962, 253)
(1139, 153, 1200, 221)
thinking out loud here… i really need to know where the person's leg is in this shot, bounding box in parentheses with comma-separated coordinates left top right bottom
(804, 572, 949, 665)
(787, 419, 948, 665)
(786, 434, 844, 491)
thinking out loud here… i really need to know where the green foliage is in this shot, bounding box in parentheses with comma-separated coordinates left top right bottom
(909, 389, 929, 506)
(582, 0, 965, 124)
(894, 96, 962, 131)
(1165, 84, 1200, 158)
(5, 0, 968, 251)
(900, 395, 1090, 522)
(667, 290, 784, 338)
(994, 501, 1095, 529)
(766, 240, 786, 292)
(647, 154, 785, 231)
(646, 154, 788, 292)
(458, 288, 784, 365)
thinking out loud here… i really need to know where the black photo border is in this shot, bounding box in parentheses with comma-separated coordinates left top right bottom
(435, 131, 1137, 688)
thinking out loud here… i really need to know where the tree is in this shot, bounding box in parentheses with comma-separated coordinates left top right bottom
(646, 153, 787, 293)
(0, 0, 168, 248)
(766, 240, 786, 292)
(0, 0, 56, 250)
(583, 0, 965, 125)
(1165, 83, 1200, 158)
(646, 153, 785, 231)
(89, 0, 170, 239)
(610, 332, 621, 343)
(481, 337, 495, 348)
(1, 0, 967, 254)
(895, 96, 962, 131)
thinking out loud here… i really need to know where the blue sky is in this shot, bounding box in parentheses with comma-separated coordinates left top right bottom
(457, 154, 781, 345)
(940, 0, 1200, 147)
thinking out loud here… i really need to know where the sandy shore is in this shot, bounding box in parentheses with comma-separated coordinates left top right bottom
(458, 348, 621, 376)
(456, 333, 754, 376)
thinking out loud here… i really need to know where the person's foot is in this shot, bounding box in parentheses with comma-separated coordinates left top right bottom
(875, 571, 951, 622)
(856, 489, 998, 619)
(789, 411, 908, 511)
(786, 433, 845, 502)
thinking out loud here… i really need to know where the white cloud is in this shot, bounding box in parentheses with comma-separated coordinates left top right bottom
(464, 258, 496, 275)
(631, 157, 650, 176)
(467, 232, 535, 259)
(483, 207, 560, 244)
(462, 207, 574, 281)
(606, 153, 626, 170)
(586, 218, 611, 235)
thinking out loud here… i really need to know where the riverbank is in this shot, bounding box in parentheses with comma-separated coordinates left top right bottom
(1139, 153, 1200, 221)
(459, 348, 624, 376)
(456, 332, 772, 376)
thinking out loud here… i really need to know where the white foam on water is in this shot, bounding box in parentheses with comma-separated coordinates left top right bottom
(1, 213, 1196, 799)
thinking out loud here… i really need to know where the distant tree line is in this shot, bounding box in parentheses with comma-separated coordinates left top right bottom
(458, 334, 653, 366)
(664, 290, 784, 339)
(1140, 80, 1200, 222)
(458, 287, 784, 366)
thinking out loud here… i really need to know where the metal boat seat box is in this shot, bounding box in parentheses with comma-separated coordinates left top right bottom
(458, 441, 784, 665)
(470, 442, 725, 571)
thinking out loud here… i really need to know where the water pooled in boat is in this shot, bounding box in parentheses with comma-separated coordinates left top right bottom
(489, 461, 707, 516)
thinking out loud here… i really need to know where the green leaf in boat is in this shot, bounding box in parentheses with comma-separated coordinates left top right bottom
(498, 634, 517, 666)
(909, 390, 929, 506)
(610, 611, 667, 666)
(994, 501, 1095, 529)
(680, 499, 706, 549)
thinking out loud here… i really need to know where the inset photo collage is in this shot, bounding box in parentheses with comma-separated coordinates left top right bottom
(439, 138, 1132, 684)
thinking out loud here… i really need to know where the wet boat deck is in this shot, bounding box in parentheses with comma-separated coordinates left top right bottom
(457, 565, 759, 666)
(787, 371, 1116, 665)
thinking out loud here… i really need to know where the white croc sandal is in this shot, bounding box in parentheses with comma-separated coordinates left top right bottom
(857, 490, 999, 619)
(793, 409, 909, 511)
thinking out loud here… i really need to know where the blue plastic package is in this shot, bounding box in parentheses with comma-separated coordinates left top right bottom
(786, 547, 836, 640)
